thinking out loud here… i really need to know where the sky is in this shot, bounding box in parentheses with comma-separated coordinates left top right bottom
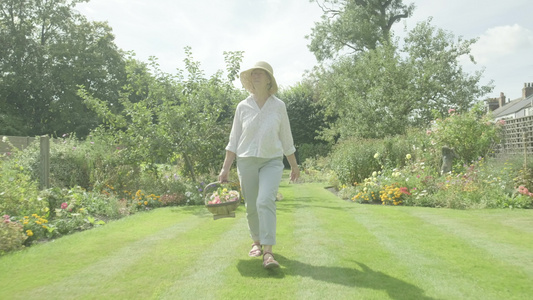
(77, 0, 532, 100)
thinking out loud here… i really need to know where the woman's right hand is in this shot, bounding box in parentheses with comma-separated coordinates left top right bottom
(218, 169, 230, 183)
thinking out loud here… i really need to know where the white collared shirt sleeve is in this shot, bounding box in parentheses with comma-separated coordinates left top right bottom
(225, 95, 296, 158)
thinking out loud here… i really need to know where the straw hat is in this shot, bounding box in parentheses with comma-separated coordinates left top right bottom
(240, 61, 278, 95)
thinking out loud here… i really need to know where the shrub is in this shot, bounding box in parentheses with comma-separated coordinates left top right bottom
(0, 215, 27, 255)
(21, 213, 57, 245)
(296, 143, 331, 166)
(329, 134, 418, 186)
(352, 175, 382, 204)
(329, 138, 383, 185)
(0, 155, 44, 217)
(429, 104, 503, 169)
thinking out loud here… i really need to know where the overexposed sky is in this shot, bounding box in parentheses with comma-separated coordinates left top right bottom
(77, 0, 532, 100)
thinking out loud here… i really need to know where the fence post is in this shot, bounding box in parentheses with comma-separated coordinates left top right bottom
(524, 132, 528, 168)
(40, 135, 50, 189)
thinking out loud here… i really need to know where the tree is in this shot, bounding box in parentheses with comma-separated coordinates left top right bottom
(311, 19, 493, 140)
(402, 19, 493, 126)
(279, 82, 332, 162)
(81, 49, 246, 181)
(307, 0, 415, 61)
(0, 0, 126, 137)
(279, 82, 327, 146)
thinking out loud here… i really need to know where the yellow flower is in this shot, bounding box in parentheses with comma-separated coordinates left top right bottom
(144, 201, 148, 205)
(26, 230, 34, 237)
(406, 154, 412, 160)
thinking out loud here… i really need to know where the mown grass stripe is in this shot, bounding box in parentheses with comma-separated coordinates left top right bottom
(159, 213, 250, 299)
(9, 209, 212, 299)
(216, 182, 301, 299)
(351, 205, 532, 299)
(94, 206, 248, 299)
(408, 208, 533, 278)
(290, 184, 433, 299)
(0, 207, 202, 298)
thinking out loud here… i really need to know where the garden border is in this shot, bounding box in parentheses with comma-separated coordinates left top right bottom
(1, 135, 50, 189)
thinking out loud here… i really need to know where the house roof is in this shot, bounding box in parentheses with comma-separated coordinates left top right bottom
(492, 94, 533, 118)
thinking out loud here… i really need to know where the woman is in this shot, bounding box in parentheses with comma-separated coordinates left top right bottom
(218, 61, 299, 269)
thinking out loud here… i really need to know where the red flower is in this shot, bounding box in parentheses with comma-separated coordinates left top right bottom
(399, 187, 411, 195)
(61, 202, 68, 209)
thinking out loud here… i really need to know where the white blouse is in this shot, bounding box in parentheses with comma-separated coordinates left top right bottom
(226, 95, 296, 158)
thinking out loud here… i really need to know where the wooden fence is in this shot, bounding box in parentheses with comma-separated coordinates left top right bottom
(495, 116, 533, 156)
(1, 135, 50, 189)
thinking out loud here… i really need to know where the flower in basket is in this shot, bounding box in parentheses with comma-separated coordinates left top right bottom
(208, 188, 239, 205)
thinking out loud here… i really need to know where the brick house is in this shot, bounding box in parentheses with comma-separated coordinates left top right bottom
(487, 83, 533, 120)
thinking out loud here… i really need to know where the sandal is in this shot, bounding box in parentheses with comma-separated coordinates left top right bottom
(262, 251, 280, 269)
(249, 242, 262, 257)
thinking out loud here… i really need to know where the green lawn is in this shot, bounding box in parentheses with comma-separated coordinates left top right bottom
(1, 180, 532, 300)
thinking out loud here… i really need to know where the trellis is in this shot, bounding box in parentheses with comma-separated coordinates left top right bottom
(495, 116, 533, 156)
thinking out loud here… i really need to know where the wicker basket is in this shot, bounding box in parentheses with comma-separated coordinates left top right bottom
(204, 182, 241, 220)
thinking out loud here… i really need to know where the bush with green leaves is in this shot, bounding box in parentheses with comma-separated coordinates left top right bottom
(429, 103, 503, 170)
(1, 215, 27, 255)
(80, 49, 246, 183)
(21, 213, 57, 245)
(329, 138, 382, 186)
(329, 132, 421, 186)
(0, 152, 44, 217)
(296, 143, 331, 166)
(48, 187, 111, 235)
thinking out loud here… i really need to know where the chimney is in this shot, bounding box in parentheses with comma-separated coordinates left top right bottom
(499, 92, 506, 107)
(523, 82, 533, 99)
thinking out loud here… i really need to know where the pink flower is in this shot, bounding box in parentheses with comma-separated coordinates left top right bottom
(518, 186, 533, 197)
(448, 108, 456, 114)
(3, 215, 10, 223)
(61, 202, 68, 209)
(399, 187, 411, 195)
(426, 130, 432, 135)
(498, 120, 506, 125)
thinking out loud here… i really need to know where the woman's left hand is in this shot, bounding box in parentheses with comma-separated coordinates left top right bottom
(290, 167, 300, 183)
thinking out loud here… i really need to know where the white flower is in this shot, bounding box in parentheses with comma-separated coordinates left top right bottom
(372, 171, 378, 177)
(1, 136, 7, 143)
(374, 153, 380, 159)
(406, 154, 412, 160)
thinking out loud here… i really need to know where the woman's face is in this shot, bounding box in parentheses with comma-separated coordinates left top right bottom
(251, 69, 271, 92)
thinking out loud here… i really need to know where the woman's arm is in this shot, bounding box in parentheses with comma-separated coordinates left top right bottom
(286, 153, 300, 183)
(218, 150, 236, 183)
